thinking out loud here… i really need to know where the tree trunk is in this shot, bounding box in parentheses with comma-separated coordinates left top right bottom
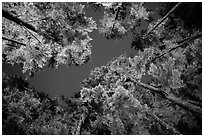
(134, 81, 202, 115)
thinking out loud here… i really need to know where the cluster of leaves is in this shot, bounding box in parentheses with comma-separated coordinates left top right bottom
(2, 72, 86, 135)
(2, 2, 96, 75)
(98, 2, 150, 40)
(2, 73, 61, 134)
(81, 2, 202, 134)
(79, 84, 152, 135)
(81, 39, 202, 134)
(0, 72, 165, 135)
(2, 35, 201, 134)
(2, 40, 202, 134)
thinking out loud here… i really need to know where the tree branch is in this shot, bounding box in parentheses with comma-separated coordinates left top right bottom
(114, 7, 121, 21)
(145, 111, 181, 135)
(2, 9, 61, 45)
(2, 9, 38, 33)
(2, 36, 26, 46)
(148, 32, 202, 64)
(112, 7, 121, 31)
(75, 113, 85, 135)
(176, 32, 202, 44)
(21, 25, 43, 45)
(133, 80, 202, 115)
(145, 2, 182, 36)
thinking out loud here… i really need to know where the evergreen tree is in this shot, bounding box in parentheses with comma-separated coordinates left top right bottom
(2, 2, 202, 135)
(2, 2, 96, 76)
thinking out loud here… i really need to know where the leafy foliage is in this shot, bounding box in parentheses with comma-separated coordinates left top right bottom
(98, 2, 150, 40)
(81, 43, 201, 134)
(2, 2, 96, 75)
(2, 2, 202, 135)
(2, 73, 83, 135)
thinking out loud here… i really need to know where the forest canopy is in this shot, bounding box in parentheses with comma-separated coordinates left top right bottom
(2, 2, 202, 135)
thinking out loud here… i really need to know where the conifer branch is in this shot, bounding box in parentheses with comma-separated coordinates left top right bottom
(148, 32, 202, 64)
(145, 2, 181, 36)
(115, 7, 121, 21)
(75, 113, 85, 135)
(2, 36, 27, 46)
(133, 80, 202, 115)
(2, 9, 38, 33)
(112, 7, 121, 31)
(145, 111, 181, 135)
(3, 9, 60, 45)
(21, 25, 43, 45)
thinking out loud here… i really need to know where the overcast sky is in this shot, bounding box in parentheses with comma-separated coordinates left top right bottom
(2, 3, 161, 98)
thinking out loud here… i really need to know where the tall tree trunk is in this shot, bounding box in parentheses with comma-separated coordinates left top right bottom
(134, 80, 202, 115)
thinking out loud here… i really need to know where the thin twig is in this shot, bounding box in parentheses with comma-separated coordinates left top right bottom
(27, 18, 48, 23)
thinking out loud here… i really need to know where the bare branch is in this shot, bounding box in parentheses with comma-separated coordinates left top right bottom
(3, 9, 61, 45)
(145, 111, 181, 135)
(148, 32, 202, 64)
(2, 36, 26, 46)
(27, 18, 48, 23)
(115, 7, 121, 21)
(21, 25, 43, 45)
(112, 7, 121, 31)
(133, 79, 202, 115)
(2, 9, 38, 33)
(145, 2, 182, 36)
(75, 113, 85, 135)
